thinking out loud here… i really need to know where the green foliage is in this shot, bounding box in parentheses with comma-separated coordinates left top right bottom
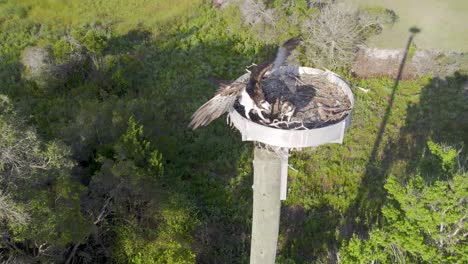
(0, 97, 74, 181)
(110, 192, 197, 263)
(112, 222, 196, 264)
(426, 140, 458, 175)
(79, 29, 109, 55)
(116, 117, 163, 172)
(0, 0, 466, 262)
(340, 142, 468, 263)
(0, 2, 30, 18)
(0, 95, 92, 260)
(13, 177, 92, 247)
(90, 117, 197, 263)
(52, 38, 74, 63)
(91, 116, 164, 206)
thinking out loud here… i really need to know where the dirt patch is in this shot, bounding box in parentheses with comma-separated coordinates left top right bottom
(21, 47, 51, 82)
(352, 45, 468, 79)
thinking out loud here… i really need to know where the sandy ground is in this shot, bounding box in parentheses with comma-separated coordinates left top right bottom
(352, 46, 468, 79)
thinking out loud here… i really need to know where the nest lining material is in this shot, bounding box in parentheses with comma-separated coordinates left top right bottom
(234, 71, 352, 130)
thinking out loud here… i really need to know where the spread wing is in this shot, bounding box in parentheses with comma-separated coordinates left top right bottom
(272, 36, 302, 70)
(247, 36, 302, 103)
(188, 81, 246, 130)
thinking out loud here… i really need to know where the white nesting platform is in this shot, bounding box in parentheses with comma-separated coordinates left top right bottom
(229, 66, 354, 149)
(229, 66, 354, 200)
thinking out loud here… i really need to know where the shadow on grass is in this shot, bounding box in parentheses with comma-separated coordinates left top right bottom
(341, 28, 419, 238)
(70, 26, 468, 262)
(342, 28, 467, 240)
(277, 28, 467, 263)
(276, 28, 420, 263)
(6, 27, 280, 263)
(278, 204, 341, 263)
(97, 31, 263, 264)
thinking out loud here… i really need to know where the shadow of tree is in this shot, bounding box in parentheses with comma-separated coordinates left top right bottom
(278, 204, 341, 263)
(343, 69, 467, 245)
(277, 28, 467, 263)
(5, 25, 281, 263)
(89, 31, 263, 264)
(344, 73, 467, 237)
(7, 17, 466, 262)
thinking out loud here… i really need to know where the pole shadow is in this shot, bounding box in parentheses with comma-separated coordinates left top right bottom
(341, 27, 420, 238)
(342, 26, 468, 241)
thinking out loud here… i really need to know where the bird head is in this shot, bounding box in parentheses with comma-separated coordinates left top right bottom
(283, 36, 303, 50)
(260, 100, 272, 114)
(280, 101, 294, 112)
(279, 100, 296, 121)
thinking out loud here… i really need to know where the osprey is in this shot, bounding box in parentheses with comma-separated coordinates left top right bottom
(279, 100, 295, 122)
(188, 36, 302, 129)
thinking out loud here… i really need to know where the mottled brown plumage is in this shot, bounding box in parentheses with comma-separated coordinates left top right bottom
(246, 36, 302, 119)
(188, 80, 247, 129)
(188, 36, 302, 130)
(245, 60, 273, 120)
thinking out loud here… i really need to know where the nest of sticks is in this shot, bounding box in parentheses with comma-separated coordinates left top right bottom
(234, 71, 352, 130)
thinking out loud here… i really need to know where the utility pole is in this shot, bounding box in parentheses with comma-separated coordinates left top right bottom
(229, 67, 353, 263)
(250, 147, 282, 264)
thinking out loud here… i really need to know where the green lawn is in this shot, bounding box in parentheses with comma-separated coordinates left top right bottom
(351, 0, 468, 51)
(9, 0, 203, 33)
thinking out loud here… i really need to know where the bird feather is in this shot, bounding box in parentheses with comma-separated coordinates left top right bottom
(188, 36, 302, 129)
(272, 36, 302, 70)
(188, 81, 246, 129)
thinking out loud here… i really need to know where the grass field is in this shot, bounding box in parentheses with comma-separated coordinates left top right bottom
(4, 0, 203, 33)
(351, 0, 468, 51)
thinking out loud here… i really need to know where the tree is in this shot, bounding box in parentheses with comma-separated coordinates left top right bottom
(228, 1, 397, 68)
(0, 191, 28, 226)
(0, 98, 53, 183)
(301, 3, 397, 69)
(340, 142, 468, 263)
(89, 116, 164, 212)
(0, 95, 92, 262)
(84, 117, 196, 263)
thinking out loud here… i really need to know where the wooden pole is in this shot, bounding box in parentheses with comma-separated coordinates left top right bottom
(250, 147, 282, 264)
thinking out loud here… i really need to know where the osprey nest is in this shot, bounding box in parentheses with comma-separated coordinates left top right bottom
(233, 66, 352, 130)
